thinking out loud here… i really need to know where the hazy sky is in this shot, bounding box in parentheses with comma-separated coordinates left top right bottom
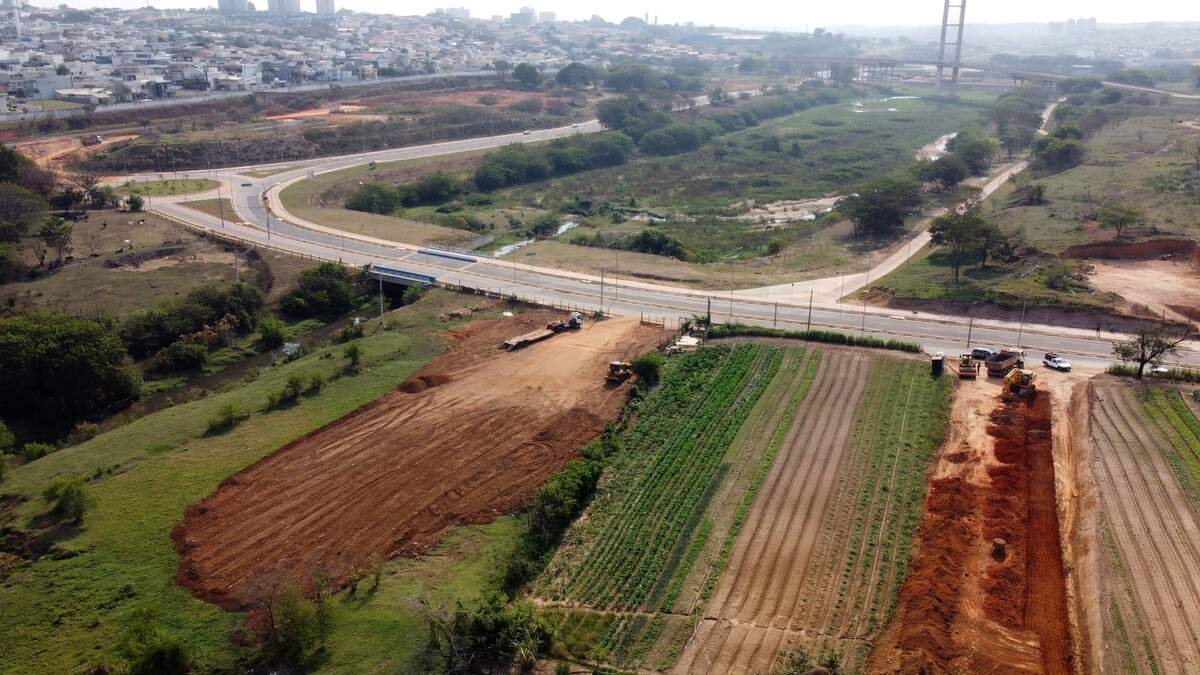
(35, 0, 1200, 29)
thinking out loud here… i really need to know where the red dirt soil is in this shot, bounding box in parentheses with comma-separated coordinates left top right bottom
(869, 392, 1072, 675)
(172, 312, 663, 610)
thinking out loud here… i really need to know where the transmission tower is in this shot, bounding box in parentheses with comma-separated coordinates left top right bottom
(936, 0, 966, 90)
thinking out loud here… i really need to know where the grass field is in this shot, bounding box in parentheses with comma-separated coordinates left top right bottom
(537, 344, 950, 672)
(869, 100, 1200, 314)
(1089, 383, 1200, 674)
(0, 290, 517, 674)
(122, 178, 219, 197)
(182, 198, 238, 223)
(0, 209, 311, 319)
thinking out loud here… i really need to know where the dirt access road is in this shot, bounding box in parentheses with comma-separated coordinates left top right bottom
(869, 380, 1072, 675)
(173, 312, 662, 610)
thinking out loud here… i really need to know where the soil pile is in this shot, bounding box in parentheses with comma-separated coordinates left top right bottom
(173, 312, 663, 610)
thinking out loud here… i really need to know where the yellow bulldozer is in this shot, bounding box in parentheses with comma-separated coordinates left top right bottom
(1003, 368, 1037, 400)
(605, 361, 633, 384)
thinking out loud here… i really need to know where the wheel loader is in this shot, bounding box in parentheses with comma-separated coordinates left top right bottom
(1003, 368, 1037, 400)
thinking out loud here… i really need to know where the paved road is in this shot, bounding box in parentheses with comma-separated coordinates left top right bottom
(141, 109, 1200, 371)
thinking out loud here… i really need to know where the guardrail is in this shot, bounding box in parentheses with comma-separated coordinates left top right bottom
(417, 248, 477, 264)
(368, 264, 436, 286)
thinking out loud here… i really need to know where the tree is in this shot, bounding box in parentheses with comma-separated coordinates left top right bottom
(0, 183, 49, 242)
(839, 176, 922, 237)
(127, 193, 145, 212)
(950, 132, 998, 174)
(1113, 326, 1194, 378)
(0, 418, 13, 455)
(555, 62, 594, 88)
(512, 63, 541, 90)
(71, 172, 102, 212)
(0, 314, 141, 430)
(36, 217, 73, 265)
(912, 156, 969, 190)
(631, 353, 664, 386)
(492, 59, 511, 80)
(829, 63, 857, 85)
(343, 343, 362, 370)
(258, 317, 287, 349)
(44, 478, 88, 523)
(281, 262, 355, 318)
(929, 212, 986, 281)
(975, 218, 1007, 269)
(1097, 204, 1141, 238)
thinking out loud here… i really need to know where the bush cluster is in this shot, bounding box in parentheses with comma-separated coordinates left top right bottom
(473, 133, 633, 190)
(706, 323, 923, 353)
(344, 172, 465, 215)
(121, 283, 264, 358)
(281, 262, 356, 319)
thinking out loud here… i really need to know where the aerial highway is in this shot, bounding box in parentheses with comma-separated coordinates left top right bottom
(136, 111, 1200, 371)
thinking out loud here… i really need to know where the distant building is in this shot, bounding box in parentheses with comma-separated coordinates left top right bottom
(316, 0, 334, 15)
(217, 0, 249, 14)
(443, 6, 469, 19)
(267, 0, 300, 15)
(510, 6, 535, 26)
(538, 11, 555, 23)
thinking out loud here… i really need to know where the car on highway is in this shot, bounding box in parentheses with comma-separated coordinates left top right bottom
(970, 347, 995, 361)
(1150, 365, 1173, 377)
(1043, 353, 1072, 371)
(240, 182, 252, 187)
(522, 130, 531, 135)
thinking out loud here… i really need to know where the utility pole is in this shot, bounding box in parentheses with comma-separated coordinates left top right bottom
(600, 268, 605, 310)
(216, 183, 225, 228)
(1017, 298, 1027, 348)
(807, 289, 813, 332)
(378, 276, 385, 319)
(966, 315, 974, 350)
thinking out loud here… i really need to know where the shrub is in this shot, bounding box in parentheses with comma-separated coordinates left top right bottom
(206, 403, 245, 435)
(343, 343, 363, 371)
(0, 419, 13, 455)
(127, 635, 191, 675)
(126, 193, 144, 212)
(307, 373, 325, 394)
(401, 284, 424, 305)
(121, 283, 264, 358)
(281, 262, 355, 319)
(631, 353, 665, 386)
(258, 317, 287, 350)
(147, 339, 209, 374)
(22, 441, 56, 462)
(0, 454, 8, 482)
(255, 584, 331, 669)
(67, 420, 99, 445)
(338, 321, 364, 342)
(43, 478, 87, 522)
(706, 324, 923, 353)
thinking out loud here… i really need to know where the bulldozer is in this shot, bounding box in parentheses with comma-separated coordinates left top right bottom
(605, 361, 633, 384)
(1003, 368, 1037, 401)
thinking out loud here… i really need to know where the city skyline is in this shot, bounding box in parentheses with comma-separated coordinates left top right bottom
(18, 0, 1200, 30)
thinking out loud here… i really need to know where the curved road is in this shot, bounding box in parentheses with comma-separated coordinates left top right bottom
(136, 110, 1200, 370)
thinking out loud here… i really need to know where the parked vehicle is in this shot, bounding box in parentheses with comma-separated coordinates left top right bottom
(971, 347, 995, 361)
(985, 348, 1025, 377)
(1042, 353, 1072, 371)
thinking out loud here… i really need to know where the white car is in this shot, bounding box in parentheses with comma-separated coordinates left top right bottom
(1150, 365, 1172, 376)
(522, 130, 531, 135)
(1043, 353, 1072, 371)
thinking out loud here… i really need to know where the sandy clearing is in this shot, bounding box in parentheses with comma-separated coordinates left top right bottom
(14, 133, 137, 169)
(1089, 259, 1200, 326)
(916, 132, 959, 161)
(673, 350, 871, 674)
(173, 312, 663, 610)
(114, 251, 232, 272)
(1090, 384, 1200, 674)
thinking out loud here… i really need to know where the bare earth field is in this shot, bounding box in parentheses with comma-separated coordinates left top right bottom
(1090, 259, 1200, 326)
(869, 381, 1071, 675)
(1087, 382, 1200, 674)
(173, 312, 663, 610)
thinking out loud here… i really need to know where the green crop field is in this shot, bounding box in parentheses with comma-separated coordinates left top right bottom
(537, 344, 950, 672)
(0, 290, 518, 674)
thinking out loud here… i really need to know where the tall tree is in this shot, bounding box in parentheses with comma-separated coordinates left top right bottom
(839, 176, 922, 237)
(929, 212, 985, 281)
(555, 62, 594, 88)
(36, 218, 73, 265)
(512, 63, 542, 90)
(1097, 204, 1141, 238)
(0, 183, 49, 242)
(1112, 326, 1194, 379)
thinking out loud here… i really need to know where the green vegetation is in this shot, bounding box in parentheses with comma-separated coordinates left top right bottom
(706, 323, 922, 353)
(281, 262, 356, 319)
(122, 179, 218, 197)
(0, 313, 141, 434)
(120, 282, 264, 357)
(1137, 388, 1200, 497)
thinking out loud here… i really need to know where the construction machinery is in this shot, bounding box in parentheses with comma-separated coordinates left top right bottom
(985, 348, 1026, 378)
(958, 354, 979, 379)
(605, 361, 633, 384)
(1003, 368, 1037, 400)
(548, 311, 583, 333)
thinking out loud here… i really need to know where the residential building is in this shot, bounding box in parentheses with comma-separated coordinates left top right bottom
(217, 0, 249, 14)
(316, 0, 335, 16)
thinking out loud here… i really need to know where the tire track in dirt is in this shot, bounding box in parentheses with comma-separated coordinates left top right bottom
(173, 314, 662, 610)
(1092, 385, 1200, 672)
(673, 350, 872, 674)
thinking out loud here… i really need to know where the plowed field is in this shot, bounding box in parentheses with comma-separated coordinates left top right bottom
(1090, 384, 1200, 674)
(675, 353, 950, 674)
(173, 313, 662, 610)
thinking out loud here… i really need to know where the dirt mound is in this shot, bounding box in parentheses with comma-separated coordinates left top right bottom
(1061, 238, 1195, 261)
(173, 312, 663, 610)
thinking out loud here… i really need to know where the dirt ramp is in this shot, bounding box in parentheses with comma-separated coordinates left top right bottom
(173, 313, 663, 610)
(1061, 238, 1195, 261)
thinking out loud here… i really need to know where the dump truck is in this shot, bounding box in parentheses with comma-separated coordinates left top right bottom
(605, 361, 633, 384)
(1003, 368, 1037, 400)
(985, 348, 1026, 377)
(80, 134, 103, 146)
(958, 354, 979, 379)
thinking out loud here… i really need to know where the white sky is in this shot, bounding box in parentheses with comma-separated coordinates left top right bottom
(36, 0, 1200, 29)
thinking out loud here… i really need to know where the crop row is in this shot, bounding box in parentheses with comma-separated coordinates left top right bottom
(540, 345, 783, 610)
(1138, 388, 1200, 503)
